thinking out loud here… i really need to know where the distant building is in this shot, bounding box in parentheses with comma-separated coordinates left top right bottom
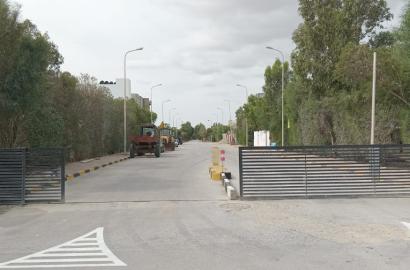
(100, 79, 151, 110)
(99, 78, 131, 99)
(142, 98, 150, 111)
(255, 93, 265, 98)
(131, 93, 144, 107)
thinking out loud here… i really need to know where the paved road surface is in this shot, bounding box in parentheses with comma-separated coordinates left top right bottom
(1, 141, 410, 269)
(66, 141, 226, 202)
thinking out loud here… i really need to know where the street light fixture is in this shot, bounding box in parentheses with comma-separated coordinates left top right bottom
(150, 83, 162, 124)
(217, 107, 224, 124)
(224, 99, 232, 123)
(123, 47, 143, 153)
(161, 99, 171, 124)
(266, 46, 285, 146)
(224, 99, 232, 133)
(168, 107, 176, 126)
(172, 113, 179, 129)
(236, 84, 249, 146)
(207, 120, 212, 141)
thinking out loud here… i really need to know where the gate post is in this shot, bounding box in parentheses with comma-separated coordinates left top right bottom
(60, 149, 66, 203)
(239, 147, 243, 198)
(304, 152, 308, 198)
(370, 146, 380, 195)
(21, 149, 27, 205)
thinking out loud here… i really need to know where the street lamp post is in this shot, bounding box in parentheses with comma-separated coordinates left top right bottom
(161, 99, 171, 124)
(217, 107, 224, 142)
(172, 113, 179, 129)
(150, 83, 162, 124)
(207, 120, 212, 141)
(217, 107, 224, 124)
(224, 99, 232, 133)
(266, 46, 285, 146)
(169, 108, 176, 126)
(123, 47, 143, 153)
(236, 84, 249, 146)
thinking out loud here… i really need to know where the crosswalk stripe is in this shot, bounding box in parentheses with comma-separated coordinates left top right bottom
(402, 221, 410, 230)
(0, 227, 126, 268)
(30, 253, 105, 257)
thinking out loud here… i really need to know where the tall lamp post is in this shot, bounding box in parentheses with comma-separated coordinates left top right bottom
(217, 107, 224, 142)
(123, 47, 143, 153)
(266, 46, 285, 146)
(168, 107, 176, 126)
(217, 107, 224, 124)
(150, 83, 162, 124)
(172, 113, 179, 129)
(207, 120, 212, 141)
(236, 84, 249, 146)
(224, 99, 232, 133)
(161, 99, 171, 124)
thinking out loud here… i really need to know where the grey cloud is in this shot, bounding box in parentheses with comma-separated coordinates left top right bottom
(15, 0, 407, 126)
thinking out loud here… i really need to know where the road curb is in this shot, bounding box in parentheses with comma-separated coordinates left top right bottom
(65, 157, 129, 181)
(221, 173, 238, 200)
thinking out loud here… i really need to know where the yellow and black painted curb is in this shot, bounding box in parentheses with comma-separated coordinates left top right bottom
(65, 157, 129, 181)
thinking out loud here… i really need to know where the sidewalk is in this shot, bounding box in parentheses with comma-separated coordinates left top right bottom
(65, 153, 129, 180)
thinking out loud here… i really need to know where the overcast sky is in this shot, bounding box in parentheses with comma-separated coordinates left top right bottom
(15, 0, 407, 126)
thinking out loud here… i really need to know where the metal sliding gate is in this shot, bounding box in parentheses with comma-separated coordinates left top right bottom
(0, 148, 65, 204)
(239, 145, 410, 199)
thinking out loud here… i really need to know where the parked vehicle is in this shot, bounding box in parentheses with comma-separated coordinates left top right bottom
(177, 137, 183, 145)
(129, 124, 161, 158)
(159, 126, 176, 151)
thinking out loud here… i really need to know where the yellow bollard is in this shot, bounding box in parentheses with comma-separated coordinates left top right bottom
(209, 147, 223, 181)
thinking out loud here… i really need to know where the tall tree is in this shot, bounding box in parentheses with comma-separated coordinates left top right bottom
(193, 123, 207, 140)
(0, 0, 62, 147)
(179, 122, 194, 141)
(292, 0, 392, 97)
(290, 0, 392, 144)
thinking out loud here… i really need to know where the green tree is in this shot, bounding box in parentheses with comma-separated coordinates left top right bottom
(290, 0, 393, 145)
(193, 123, 207, 140)
(0, 0, 62, 147)
(179, 122, 194, 141)
(292, 0, 392, 97)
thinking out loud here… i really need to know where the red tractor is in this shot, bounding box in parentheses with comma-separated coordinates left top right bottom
(129, 124, 161, 158)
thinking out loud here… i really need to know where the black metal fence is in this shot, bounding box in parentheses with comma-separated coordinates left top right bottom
(239, 145, 410, 199)
(0, 148, 65, 204)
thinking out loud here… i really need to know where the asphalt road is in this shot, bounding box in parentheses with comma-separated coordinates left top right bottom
(66, 141, 226, 202)
(1, 141, 410, 269)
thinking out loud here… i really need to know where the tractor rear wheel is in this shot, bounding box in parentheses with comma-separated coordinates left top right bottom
(155, 144, 161, 158)
(129, 144, 135, 158)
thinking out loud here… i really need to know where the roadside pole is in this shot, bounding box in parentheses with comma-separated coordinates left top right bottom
(123, 47, 143, 153)
(371, 52, 376, 145)
(150, 84, 162, 124)
(236, 84, 249, 146)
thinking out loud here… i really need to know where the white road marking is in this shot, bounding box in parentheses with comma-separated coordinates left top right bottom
(0, 227, 126, 268)
(402, 221, 410, 230)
